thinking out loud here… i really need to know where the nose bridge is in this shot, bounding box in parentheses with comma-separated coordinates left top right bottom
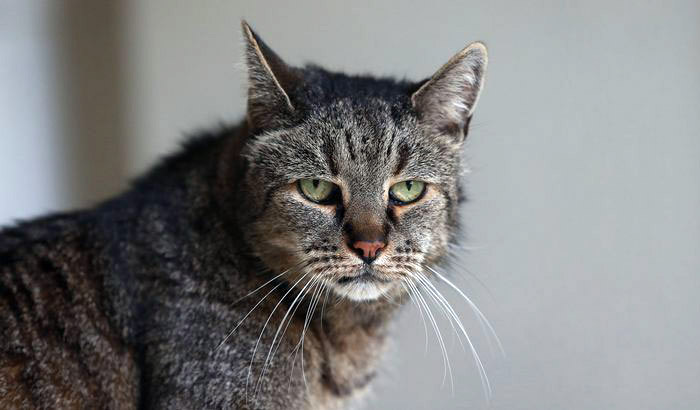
(344, 189, 387, 241)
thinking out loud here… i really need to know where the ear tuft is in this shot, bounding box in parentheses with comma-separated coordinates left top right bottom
(411, 42, 488, 139)
(241, 21, 300, 130)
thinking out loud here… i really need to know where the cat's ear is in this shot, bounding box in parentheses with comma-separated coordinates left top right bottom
(411, 42, 488, 140)
(242, 21, 300, 129)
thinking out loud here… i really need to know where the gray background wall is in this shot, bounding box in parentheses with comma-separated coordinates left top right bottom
(2, 1, 699, 409)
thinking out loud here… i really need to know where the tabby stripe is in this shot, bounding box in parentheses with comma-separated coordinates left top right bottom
(393, 143, 410, 175)
(344, 130, 356, 161)
(386, 130, 396, 159)
(0, 278, 23, 325)
(321, 139, 338, 175)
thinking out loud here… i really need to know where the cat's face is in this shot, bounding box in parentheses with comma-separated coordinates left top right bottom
(237, 23, 487, 301)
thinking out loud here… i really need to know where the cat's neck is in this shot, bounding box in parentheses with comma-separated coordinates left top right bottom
(321, 296, 399, 337)
(307, 293, 400, 400)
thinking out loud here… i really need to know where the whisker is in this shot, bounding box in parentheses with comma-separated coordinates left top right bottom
(282, 279, 326, 391)
(319, 282, 332, 332)
(448, 242, 487, 252)
(400, 281, 429, 353)
(426, 266, 504, 357)
(232, 261, 306, 306)
(245, 270, 313, 402)
(216, 262, 307, 351)
(405, 278, 454, 393)
(413, 270, 491, 399)
(252, 273, 321, 400)
(271, 277, 324, 372)
(286, 276, 327, 393)
(399, 262, 467, 354)
(444, 248, 495, 300)
(215, 280, 285, 351)
(421, 270, 491, 356)
(379, 286, 402, 306)
(287, 262, 345, 388)
(298, 277, 327, 395)
(411, 272, 467, 353)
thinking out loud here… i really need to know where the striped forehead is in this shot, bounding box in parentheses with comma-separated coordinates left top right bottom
(324, 119, 456, 184)
(248, 103, 456, 185)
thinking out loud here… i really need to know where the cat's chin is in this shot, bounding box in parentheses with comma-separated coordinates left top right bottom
(332, 280, 394, 302)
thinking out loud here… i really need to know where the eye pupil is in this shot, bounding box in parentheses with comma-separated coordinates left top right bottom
(405, 181, 413, 191)
(312, 179, 320, 189)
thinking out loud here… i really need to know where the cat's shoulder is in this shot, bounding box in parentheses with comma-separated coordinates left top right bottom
(0, 212, 89, 264)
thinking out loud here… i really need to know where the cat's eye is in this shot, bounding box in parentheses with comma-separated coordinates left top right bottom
(298, 179, 337, 203)
(389, 180, 426, 204)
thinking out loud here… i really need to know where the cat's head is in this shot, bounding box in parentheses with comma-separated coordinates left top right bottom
(235, 22, 487, 301)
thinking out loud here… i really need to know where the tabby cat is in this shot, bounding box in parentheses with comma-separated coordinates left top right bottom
(0, 21, 489, 409)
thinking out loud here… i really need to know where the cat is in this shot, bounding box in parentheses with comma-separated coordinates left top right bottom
(0, 21, 488, 409)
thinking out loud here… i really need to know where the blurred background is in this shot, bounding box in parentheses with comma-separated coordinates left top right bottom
(2, 1, 699, 409)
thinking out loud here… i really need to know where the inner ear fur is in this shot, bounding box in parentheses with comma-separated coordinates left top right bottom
(411, 42, 488, 139)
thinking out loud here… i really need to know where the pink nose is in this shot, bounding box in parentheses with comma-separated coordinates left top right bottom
(352, 240, 386, 261)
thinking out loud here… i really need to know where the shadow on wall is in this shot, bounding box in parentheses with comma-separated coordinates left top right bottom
(50, 1, 128, 207)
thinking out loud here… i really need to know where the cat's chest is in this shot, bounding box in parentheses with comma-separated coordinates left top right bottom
(309, 320, 389, 407)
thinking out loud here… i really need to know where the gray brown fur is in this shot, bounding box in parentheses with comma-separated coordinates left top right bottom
(0, 22, 487, 409)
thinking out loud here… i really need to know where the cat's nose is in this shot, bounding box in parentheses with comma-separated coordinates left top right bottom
(351, 240, 386, 263)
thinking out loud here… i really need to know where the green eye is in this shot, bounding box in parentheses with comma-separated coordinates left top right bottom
(298, 179, 336, 203)
(389, 180, 426, 204)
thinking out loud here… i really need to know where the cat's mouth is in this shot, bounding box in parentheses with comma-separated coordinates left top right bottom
(336, 266, 392, 285)
(331, 266, 395, 301)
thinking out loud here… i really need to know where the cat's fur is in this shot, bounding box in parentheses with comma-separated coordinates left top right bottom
(0, 22, 487, 409)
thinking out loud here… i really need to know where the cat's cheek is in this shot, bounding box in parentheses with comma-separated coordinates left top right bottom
(389, 187, 450, 262)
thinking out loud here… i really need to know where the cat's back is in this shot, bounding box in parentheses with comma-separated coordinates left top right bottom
(0, 213, 139, 409)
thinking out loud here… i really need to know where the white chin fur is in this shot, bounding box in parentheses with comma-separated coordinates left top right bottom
(334, 282, 390, 301)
